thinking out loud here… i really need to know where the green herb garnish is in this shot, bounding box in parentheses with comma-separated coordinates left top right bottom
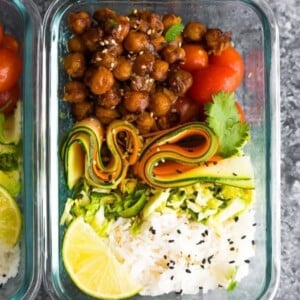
(109, 19, 117, 28)
(205, 92, 250, 157)
(165, 23, 184, 42)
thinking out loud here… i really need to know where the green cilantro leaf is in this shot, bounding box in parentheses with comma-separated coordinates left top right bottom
(165, 23, 184, 42)
(205, 92, 250, 157)
(109, 19, 117, 28)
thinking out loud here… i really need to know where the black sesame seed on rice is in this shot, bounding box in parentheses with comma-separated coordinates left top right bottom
(175, 289, 183, 295)
(229, 260, 235, 264)
(230, 247, 235, 251)
(244, 259, 250, 264)
(207, 255, 214, 264)
(241, 235, 246, 239)
(196, 240, 205, 245)
(177, 229, 181, 234)
(252, 240, 256, 245)
(163, 255, 167, 259)
(168, 239, 175, 243)
(202, 258, 206, 264)
(234, 216, 239, 222)
(185, 268, 191, 273)
(170, 275, 174, 280)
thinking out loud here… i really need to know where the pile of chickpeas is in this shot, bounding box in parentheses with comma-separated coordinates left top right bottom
(63, 8, 231, 134)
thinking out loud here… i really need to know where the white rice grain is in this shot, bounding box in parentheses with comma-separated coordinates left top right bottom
(0, 242, 20, 286)
(107, 209, 255, 295)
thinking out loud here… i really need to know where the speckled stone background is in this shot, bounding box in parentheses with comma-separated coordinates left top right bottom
(34, 0, 300, 299)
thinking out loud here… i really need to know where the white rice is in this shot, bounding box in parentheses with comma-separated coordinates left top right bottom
(0, 242, 20, 286)
(107, 209, 255, 295)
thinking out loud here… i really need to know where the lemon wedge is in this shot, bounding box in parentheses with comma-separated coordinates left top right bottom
(0, 186, 22, 246)
(62, 217, 141, 299)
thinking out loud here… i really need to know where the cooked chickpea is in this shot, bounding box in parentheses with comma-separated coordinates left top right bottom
(151, 60, 169, 81)
(63, 52, 86, 78)
(148, 13, 164, 34)
(169, 35, 183, 47)
(85, 66, 115, 95)
(64, 81, 87, 103)
(161, 44, 185, 64)
(71, 101, 93, 121)
(204, 28, 232, 55)
(124, 31, 149, 52)
(107, 41, 124, 57)
(150, 92, 171, 116)
(124, 91, 149, 113)
(113, 57, 132, 81)
(91, 52, 118, 70)
(130, 75, 155, 92)
(150, 35, 166, 52)
(68, 36, 86, 53)
(82, 27, 104, 52)
(168, 69, 193, 96)
(157, 116, 172, 130)
(111, 16, 130, 42)
(95, 107, 119, 124)
(93, 8, 117, 24)
(68, 11, 92, 34)
(133, 52, 155, 76)
(136, 112, 155, 134)
(162, 14, 182, 30)
(183, 21, 207, 42)
(162, 88, 177, 103)
(98, 86, 121, 108)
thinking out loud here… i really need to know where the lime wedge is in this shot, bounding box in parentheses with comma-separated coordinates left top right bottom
(0, 186, 22, 246)
(62, 217, 141, 299)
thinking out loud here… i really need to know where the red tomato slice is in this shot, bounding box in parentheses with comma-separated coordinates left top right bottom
(181, 44, 208, 72)
(209, 47, 244, 88)
(0, 84, 20, 115)
(188, 65, 238, 106)
(0, 48, 22, 92)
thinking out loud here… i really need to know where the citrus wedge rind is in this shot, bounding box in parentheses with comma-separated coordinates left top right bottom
(62, 217, 141, 299)
(0, 185, 22, 246)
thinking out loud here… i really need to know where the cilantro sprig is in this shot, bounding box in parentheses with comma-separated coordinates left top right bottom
(165, 23, 184, 42)
(205, 92, 250, 157)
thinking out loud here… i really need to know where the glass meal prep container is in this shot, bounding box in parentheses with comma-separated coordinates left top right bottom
(0, 0, 42, 299)
(43, 0, 280, 299)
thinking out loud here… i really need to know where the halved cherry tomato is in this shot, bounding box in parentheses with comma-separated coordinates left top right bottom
(188, 65, 238, 106)
(209, 47, 244, 88)
(181, 44, 208, 72)
(0, 84, 20, 115)
(0, 48, 22, 92)
(235, 101, 246, 123)
(2, 34, 20, 54)
(0, 23, 4, 46)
